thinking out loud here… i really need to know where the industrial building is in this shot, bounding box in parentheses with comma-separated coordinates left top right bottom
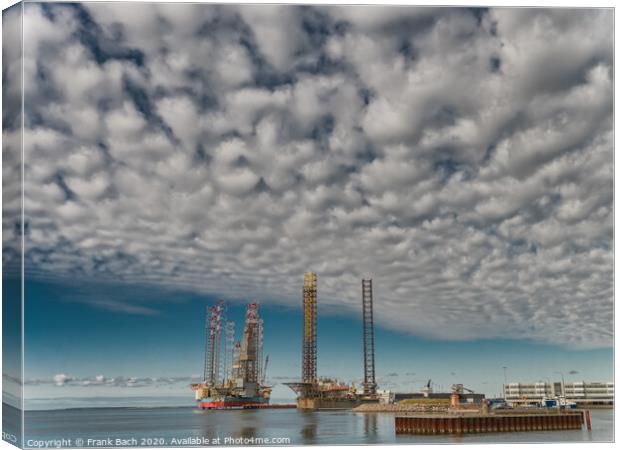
(394, 381, 485, 406)
(504, 381, 614, 407)
(563, 381, 614, 406)
(376, 389, 394, 404)
(394, 392, 485, 405)
(504, 382, 561, 406)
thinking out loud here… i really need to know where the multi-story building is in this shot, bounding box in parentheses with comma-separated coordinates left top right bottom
(563, 381, 614, 406)
(504, 382, 562, 406)
(504, 381, 613, 407)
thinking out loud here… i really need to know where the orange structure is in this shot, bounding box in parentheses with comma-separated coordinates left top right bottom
(451, 391, 460, 409)
(302, 272, 317, 383)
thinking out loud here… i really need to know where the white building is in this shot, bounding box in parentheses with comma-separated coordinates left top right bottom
(563, 381, 614, 406)
(504, 382, 561, 406)
(504, 381, 613, 407)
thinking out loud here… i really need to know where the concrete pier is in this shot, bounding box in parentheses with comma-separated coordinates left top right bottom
(395, 412, 585, 434)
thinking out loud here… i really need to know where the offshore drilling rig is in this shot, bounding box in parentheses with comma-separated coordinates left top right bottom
(191, 302, 271, 409)
(285, 273, 380, 409)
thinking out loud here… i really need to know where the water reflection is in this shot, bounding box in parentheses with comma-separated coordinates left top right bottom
(240, 426, 257, 440)
(299, 412, 318, 444)
(23, 407, 613, 446)
(196, 410, 219, 441)
(363, 414, 378, 443)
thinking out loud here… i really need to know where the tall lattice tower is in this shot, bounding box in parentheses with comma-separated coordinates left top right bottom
(362, 279, 377, 396)
(203, 300, 224, 385)
(231, 341, 241, 380)
(257, 318, 264, 384)
(223, 320, 235, 384)
(302, 272, 318, 383)
(202, 306, 211, 382)
(239, 303, 260, 384)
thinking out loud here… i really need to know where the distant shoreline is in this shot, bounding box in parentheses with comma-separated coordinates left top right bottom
(26, 405, 195, 412)
(12, 402, 614, 413)
(6, 401, 297, 413)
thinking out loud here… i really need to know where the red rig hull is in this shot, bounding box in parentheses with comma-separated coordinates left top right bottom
(198, 396, 269, 410)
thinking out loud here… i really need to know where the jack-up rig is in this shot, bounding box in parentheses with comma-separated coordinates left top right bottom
(285, 273, 380, 409)
(191, 301, 271, 409)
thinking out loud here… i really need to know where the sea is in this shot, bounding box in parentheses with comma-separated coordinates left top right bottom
(5, 405, 614, 447)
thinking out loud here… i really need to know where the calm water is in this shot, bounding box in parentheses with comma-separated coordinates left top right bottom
(16, 407, 613, 447)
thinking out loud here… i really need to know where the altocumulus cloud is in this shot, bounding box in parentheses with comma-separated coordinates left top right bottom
(2, 5, 612, 349)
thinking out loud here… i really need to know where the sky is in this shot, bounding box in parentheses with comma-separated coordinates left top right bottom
(1, 4, 613, 409)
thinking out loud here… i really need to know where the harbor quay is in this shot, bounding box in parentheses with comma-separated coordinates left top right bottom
(395, 410, 590, 435)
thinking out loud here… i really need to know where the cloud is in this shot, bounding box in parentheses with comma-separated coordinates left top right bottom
(28, 374, 199, 388)
(6, 5, 612, 350)
(87, 299, 160, 316)
(53, 374, 74, 386)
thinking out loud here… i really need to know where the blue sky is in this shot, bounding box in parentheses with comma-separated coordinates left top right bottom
(1, 4, 613, 409)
